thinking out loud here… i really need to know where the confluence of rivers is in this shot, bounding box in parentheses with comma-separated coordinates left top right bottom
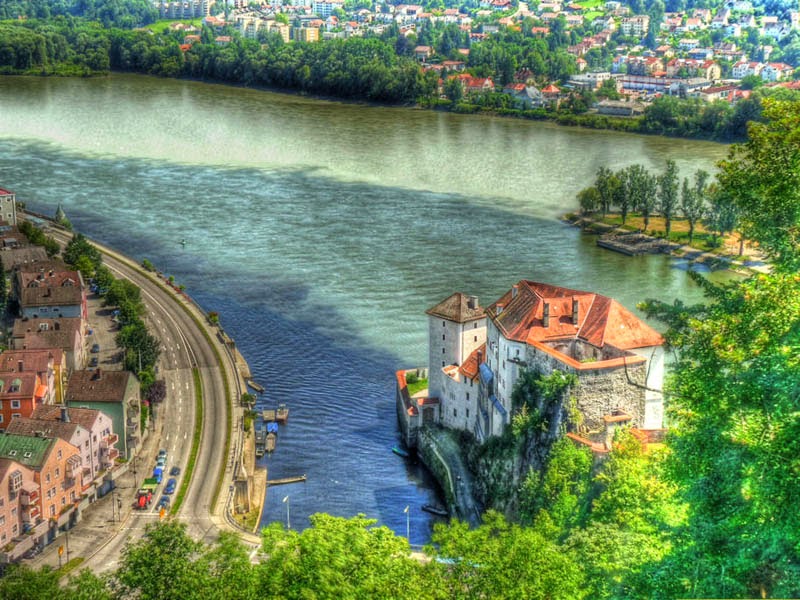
(0, 74, 728, 543)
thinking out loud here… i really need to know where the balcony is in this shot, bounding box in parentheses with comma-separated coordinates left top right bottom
(102, 448, 119, 466)
(99, 433, 119, 449)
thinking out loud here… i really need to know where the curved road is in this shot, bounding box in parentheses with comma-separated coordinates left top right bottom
(46, 228, 252, 574)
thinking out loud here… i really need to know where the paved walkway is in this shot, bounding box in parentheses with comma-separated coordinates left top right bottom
(424, 428, 482, 527)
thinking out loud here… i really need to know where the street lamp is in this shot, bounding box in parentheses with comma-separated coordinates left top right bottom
(282, 495, 290, 530)
(404, 506, 410, 542)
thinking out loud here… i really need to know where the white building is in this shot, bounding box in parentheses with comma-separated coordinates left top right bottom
(427, 281, 665, 442)
(0, 188, 17, 226)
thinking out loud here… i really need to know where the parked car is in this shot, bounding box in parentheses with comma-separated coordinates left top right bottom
(157, 495, 170, 510)
(156, 456, 166, 468)
(158, 449, 167, 459)
(91, 343, 100, 353)
(169, 466, 181, 477)
(164, 478, 177, 495)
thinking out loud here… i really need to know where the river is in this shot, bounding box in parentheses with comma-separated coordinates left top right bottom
(0, 74, 728, 543)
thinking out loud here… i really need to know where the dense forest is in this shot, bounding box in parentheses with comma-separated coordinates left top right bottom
(2, 100, 799, 599)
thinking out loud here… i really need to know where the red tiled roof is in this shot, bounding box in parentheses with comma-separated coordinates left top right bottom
(458, 343, 486, 381)
(542, 84, 561, 93)
(486, 281, 663, 351)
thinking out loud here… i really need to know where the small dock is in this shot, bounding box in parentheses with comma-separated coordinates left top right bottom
(276, 404, 289, 423)
(246, 379, 265, 393)
(262, 409, 276, 422)
(267, 474, 307, 486)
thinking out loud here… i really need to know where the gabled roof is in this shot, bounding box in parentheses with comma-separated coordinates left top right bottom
(426, 292, 485, 323)
(31, 405, 104, 431)
(486, 280, 663, 350)
(6, 417, 81, 442)
(66, 369, 134, 404)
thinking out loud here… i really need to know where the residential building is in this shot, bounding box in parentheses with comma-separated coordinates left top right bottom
(0, 188, 17, 226)
(65, 370, 140, 459)
(7, 405, 117, 494)
(0, 370, 47, 430)
(502, 83, 544, 108)
(11, 317, 85, 372)
(761, 62, 793, 81)
(13, 261, 87, 323)
(620, 15, 650, 37)
(312, 0, 344, 17)
(0, 458, 39, 561)
(0, 433, 83, 549)
(0, 349, 64, 406)
(425, 282, 665, 443)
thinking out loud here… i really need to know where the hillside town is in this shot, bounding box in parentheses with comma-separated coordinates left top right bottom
(0, 188, 146, 564)
(156, 0, 800, 111)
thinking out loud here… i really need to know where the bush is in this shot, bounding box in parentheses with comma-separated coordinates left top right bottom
(405, 372, 419, 385)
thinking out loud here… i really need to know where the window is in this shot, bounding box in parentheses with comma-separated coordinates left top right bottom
(85, 440, 89, 448)
(441, 361, 445, 367)
(11, 414, 20, 420)
(466, 393, 470, 401)
(442, 321, 445, 327)
(45, 473, 51, 484)
(474, 322, 478, 328)
(61, 497, 66, 506)
(11, 508, 16, 517)
(11, 524, 17, 535)
(474, 336, 478, 342)
(442, 334, 445, 341)
(10, 400, 20, 409)
(453, 409, 457, 417)
(0, 516, 5, 526)
(466, 409, 470, 418)
(57, 449, 62, 460)
(55, 467, 60, 478)
(50, 505, 55, 517)
(70, 491, 76, 502)
(442, 348, 445, 354)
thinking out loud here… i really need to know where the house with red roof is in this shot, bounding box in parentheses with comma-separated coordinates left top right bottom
(419, 282, 665, 443)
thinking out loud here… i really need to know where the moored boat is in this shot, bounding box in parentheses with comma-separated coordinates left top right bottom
(421, 503, 448, 517)
(392, 446, 410, 458)
(265, 432, 276, 453)
(276, 403, 289, 423)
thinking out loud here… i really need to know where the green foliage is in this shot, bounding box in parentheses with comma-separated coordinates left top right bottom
(717, 99, 800, 272)
(116, 320, 160, 373)
(140, 258, 155, 272)
(18, 220, 59, 256)
(64, 233, 102, 277)
(0, 564, 62, 600)
(260, 514, 435, 599)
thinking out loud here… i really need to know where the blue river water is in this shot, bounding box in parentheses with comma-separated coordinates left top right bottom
(0, 74, 728, 543)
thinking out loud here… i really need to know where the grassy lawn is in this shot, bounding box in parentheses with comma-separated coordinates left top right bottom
(589, 213, 752, 256)
(407, 378, 428, 396)
(585, 10, 604, 20)
(576, 0, 604, 8)
(146, 18, 203, 34)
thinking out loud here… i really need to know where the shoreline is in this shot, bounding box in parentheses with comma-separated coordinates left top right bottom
(563, 213, 769, 276)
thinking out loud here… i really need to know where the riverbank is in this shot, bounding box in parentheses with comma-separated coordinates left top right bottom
(564, 212, 769, 275)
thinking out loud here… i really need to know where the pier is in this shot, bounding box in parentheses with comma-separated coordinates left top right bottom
(267, 475, 307, 486)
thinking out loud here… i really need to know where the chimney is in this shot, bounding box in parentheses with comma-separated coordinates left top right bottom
(496, 303, 504, 315)
(511, 284, 518, 299)
(467, 296, 478, 310)
(542, 302, 550, 328)
(61, 407, 70, 423)
(54, 321, 60, 331)
(572, 298, 579, 325)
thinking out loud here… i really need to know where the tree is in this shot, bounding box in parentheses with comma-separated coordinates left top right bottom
(576, 186, 601, 215)
(681, 171, 707, 245)
(615, 167, 633, 225)
(115, 521, 209, 597)
(259, 514, 437, 599)
(637, 169, 658, 232)
(595, 166, 619, 218)
(104, 278, 141, 309)
(704, 186, 738, 248)
(641, 272, 800, 599)
(717, 99, 800, 271)
(63, 233, 102, 272)
(658, 159, 680, 238)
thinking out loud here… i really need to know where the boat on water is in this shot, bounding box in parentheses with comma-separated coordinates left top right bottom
(255, 425, 267, 458)
(265, 432, 277, 453)
(266, 422, 279, 434)
(392, 446, 410, 458)
(421, 504, 448, 517)
(276, 403, 289, 423)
